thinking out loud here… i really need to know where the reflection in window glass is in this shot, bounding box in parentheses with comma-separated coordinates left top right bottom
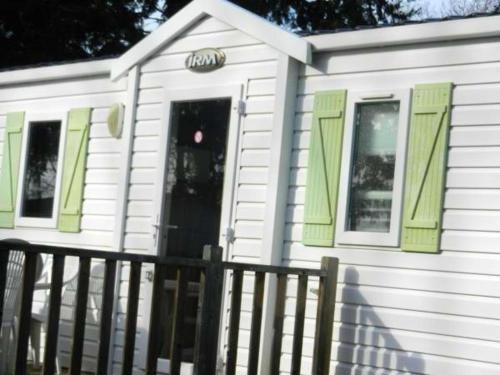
(347, 102, 399, 232)
(21, 121, 61, 218)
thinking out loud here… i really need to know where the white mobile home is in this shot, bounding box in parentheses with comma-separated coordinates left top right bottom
(0, 0, 500, 374)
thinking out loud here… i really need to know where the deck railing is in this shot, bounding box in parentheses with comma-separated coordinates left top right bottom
(0, 240, 338, 375)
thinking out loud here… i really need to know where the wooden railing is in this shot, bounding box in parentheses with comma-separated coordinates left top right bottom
(0, 240, 339, 375)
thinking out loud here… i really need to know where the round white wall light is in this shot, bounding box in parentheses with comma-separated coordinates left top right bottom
(107, 103, 125, 138)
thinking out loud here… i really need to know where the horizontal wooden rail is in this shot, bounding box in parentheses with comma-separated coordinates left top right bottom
(0, 240, 209, 268)
(223, 261, 326, 277)
(0, 241, 326, 277)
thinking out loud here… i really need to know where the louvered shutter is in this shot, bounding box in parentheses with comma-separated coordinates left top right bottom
(303, 90, 347, 247)
(401, 83, 452, 253)
(0, 112, 25, 228)
(58, 108, 91, 232)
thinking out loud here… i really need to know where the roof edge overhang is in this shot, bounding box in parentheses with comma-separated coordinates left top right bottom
(0, 58, 115, 87)
(110, 0, 312, 81)
(306, 14, 500, 52)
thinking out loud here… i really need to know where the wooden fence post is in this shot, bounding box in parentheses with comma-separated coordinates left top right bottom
(145, 263, 167, 375)
(0, 249, 9, 329)
(70, 256, 91, 375)
(42, 254, 65, 375)
(193, 245, 224, 375)
(15, 252, 39, 375)
(312, 257, 339, 375)
(121, 261, 142, 375)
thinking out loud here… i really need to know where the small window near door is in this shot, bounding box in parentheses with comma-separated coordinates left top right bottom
(17, 115, 66, 228)
(347, 102, 399, 233)
(336, 89, 410, 247)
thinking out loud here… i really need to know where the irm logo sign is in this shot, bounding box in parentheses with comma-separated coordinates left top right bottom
(186, 48, 226, 72)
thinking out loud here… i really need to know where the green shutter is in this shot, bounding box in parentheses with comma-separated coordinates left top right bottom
(58, 108, 91, 233)
(303, 90, 347, 247)
(401, 83, 452, 253)
(0, 112, 25, 228)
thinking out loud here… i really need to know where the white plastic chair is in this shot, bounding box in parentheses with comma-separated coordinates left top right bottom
(30, 255, 79, 370)
(0, 250, 25, 375)
(0, 240, 66, 374)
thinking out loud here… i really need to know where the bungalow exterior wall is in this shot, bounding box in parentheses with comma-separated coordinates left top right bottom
(284, 39, 500, 374)
(0, 5, 499, 375)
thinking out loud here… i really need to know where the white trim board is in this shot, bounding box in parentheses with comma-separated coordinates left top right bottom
(15, 111, 68, 229)
(335, 89, 411, 247)
(108, 66, 140, 375)
(257, 53, 300, 374)
(306, 14, 500, 52)
(111, 0, 312, 80)
(136, 83, 244, 370)
(0, 59, 115, 87)
(150, 83, 243, 257)
(113, 66, 140, 252)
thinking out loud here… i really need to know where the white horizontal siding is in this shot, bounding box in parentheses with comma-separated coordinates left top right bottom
(139, 62, 276, 90)
(304, 39, 500, 77)
(0, 75, 126, 249)
(450, 125, 500, 146)
(286, 40, 500, 374)
(141, 44, 278, 74)
(299, 60, 500, 94)
(0, 75, 125, 103)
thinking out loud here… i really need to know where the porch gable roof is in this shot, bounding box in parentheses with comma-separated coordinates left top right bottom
(110, 0, 312, 81)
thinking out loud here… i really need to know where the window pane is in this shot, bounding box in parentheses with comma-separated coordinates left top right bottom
(21, 121, 61, 218)
(347, 102, 399, 232)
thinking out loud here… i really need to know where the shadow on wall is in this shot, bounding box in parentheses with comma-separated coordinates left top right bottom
(336, 267, 425, 374)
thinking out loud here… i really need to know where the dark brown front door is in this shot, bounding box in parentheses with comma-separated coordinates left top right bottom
(162, 98, 231, 259)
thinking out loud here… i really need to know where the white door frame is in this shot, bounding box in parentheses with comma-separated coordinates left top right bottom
(137, 83, 244, 372)
(153, 83, 244, 257)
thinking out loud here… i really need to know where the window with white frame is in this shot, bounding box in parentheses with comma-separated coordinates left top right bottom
(16, 113, 66, 228)
(336, 90, 410, 247)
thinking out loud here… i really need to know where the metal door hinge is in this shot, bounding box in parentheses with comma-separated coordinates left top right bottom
(236, 100, 246, 116)
(152, 215, 160, 242)
(223, 227, 235, 244)
(216, 355, 224, 375)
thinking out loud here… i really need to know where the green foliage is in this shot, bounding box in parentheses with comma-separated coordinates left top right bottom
(0, 0, 419, 69)
(162, 0, 420, 32)
(0, 0, 158, 69)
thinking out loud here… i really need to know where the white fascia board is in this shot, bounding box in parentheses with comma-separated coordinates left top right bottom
(111, 1, 205, 81)
(0, 58, 115, 87)
(307, 15, 500, 52)
(199, 0, 312, 64)
(111, 0, 312, 81)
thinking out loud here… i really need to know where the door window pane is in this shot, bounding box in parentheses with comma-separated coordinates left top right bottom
(164, 99, 231, 259)
(347, 102, 399, 232)
(21, 121, 61, 218)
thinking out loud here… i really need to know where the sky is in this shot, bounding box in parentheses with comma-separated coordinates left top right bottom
(143, 0, 475, 32)
(421, 0, 450, 17)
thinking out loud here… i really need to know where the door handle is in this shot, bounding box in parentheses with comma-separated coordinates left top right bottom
(152, 224, 179, 230)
